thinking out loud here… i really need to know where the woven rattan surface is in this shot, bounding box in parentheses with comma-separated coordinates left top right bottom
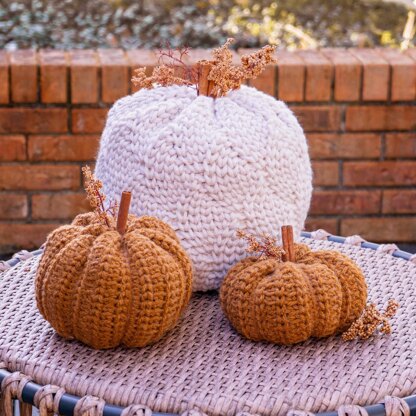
(0, 238, 415, 416)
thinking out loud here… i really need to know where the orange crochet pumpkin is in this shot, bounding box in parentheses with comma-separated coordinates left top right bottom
(220, 226, 367, 345)
(35, 191, 193, 349)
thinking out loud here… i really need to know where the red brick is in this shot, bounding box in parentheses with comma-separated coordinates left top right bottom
(382, 189, 416, 214)
(405, 48, 416, 61)
(32, 192, 90, 220)
(39, 49, 68, 103)
(310, 190, 381, 215)
(291, 106, 341, 132)
(307, 133, 380, 159)
(72, 109, 108, 134)
(322, 48, 361, 102)
(0, 165, 80, 190)
(0, 223, 61, 251)
(341, 217, 416, 242)
(349, 49, 389, 101)
(312, 161, 339, 186)
(0, 193, 28, 219)
(0, 51, 9, 103)
(345, 106, 416, 131)
(9, 50, 38, 103)
(249, 65, 275, 96)
(0, 135, 26, 161)
(98, 49, 129, 103)
(276, 51, 305, 102)
(127, 49, 159, 93)
(304, 217, 338, 234)
(69, 50, 98, 103)
(378, 48, 416, 102)
(385, 133, 416, 158)
(343, 161, 416, 186)
(297, 50, 332, 101)
(28, 135, 99, 161)
(0, 109, 67, 134)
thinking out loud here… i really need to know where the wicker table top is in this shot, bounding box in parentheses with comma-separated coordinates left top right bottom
(0, 236, 415, 416)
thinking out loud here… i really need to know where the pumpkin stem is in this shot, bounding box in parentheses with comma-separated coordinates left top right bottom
(198, 62, 213, 97)
(281, 225, 295, 262)
(117, 191, 132, 235)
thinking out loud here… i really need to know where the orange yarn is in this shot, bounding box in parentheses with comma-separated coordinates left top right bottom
(35, 212, 193, 349)
(220, 238, 367, 345)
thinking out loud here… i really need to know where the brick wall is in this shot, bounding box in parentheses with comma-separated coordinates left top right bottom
(0, 48, 415, 253)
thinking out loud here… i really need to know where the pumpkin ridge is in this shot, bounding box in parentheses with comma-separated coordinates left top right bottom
(41, 233, 96, 338)
(127, 215, 180, 243)
(254, 263, 314, 344)
(73, 230, 132, 348)
(237, 259, 276, 340)
(121, 232, 188, 347)
(220, 259, 269, 340)
(219, 257, 258, 325)
(36, 225, 83, 316)
(310, 251, 367, 331)
(130, 227, 192, 311)
(118, 239, 134, 347)
(299, 264, 318, 337)
(302, 264, 343, 338)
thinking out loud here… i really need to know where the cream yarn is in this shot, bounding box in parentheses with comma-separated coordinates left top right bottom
(95, 84, 312, 291)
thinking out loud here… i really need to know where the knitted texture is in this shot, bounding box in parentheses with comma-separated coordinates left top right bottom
(95, 85, 312, 291)
(220, 244, 367, 344)
(35, 212, 193, 349)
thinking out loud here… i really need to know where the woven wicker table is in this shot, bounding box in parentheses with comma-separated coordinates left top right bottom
(0, 231, 415, 416)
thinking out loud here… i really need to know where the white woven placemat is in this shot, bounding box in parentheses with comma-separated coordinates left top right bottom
(0, 238, 415, 416)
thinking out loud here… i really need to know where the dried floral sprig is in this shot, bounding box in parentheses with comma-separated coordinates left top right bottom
(342, 299, 399, 341)
(241, 45, 277, 78)
(207, 39, 277, 97)
(158, 45, 199, 87)
(82, 166, 117, 227)
(132, 65, 193, 89)
(131, 38, 277, 98)
(237, 230, 284, 261)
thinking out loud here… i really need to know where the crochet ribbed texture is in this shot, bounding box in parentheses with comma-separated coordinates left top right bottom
(220, 244, 368, 345)
(35, 212, 193, 349)
(95, 85, 313, 291)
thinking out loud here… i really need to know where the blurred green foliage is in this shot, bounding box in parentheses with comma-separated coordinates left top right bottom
(0, 0, 410, 49)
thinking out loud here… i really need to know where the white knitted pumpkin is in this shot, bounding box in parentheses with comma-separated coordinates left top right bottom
(95, 84, 312, 291)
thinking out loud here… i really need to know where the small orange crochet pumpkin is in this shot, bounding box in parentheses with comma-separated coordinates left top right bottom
(35, 181, 193, 349)
(220, 226, 367, 345)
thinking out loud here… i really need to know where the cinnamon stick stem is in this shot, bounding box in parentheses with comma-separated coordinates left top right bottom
(116, 191, 132, 235)
(281, 225, 295, 262)
(198, 62, 212, 96)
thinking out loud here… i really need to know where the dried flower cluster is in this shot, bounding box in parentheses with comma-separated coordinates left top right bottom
(131, 38, 276, 98)
(342, 299, 399, 341)
(237, 230, 284, 261)
(132, 66, 193, 89)
(132, 46, 196, 90)
(206, 38, 276, 97)
(82, 166, 117, 227)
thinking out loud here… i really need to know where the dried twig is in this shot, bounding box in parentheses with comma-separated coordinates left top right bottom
(82, 166, 118, 227)
(237, 229, 284, 261)
(342, 299, 399, 341)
